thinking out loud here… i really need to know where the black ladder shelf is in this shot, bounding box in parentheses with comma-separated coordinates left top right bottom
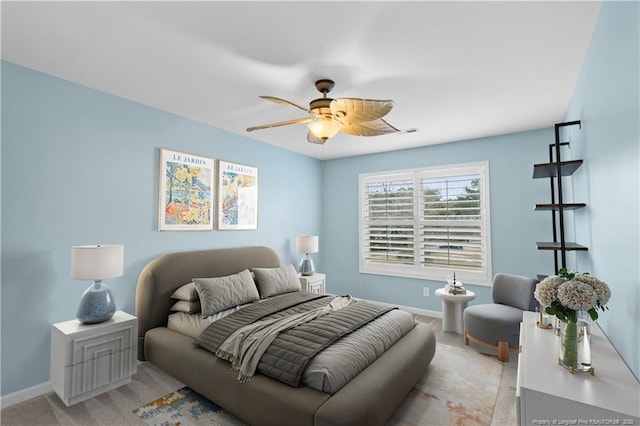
(533, 121, 587, 274)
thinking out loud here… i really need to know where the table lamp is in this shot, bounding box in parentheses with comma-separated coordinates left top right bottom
(296, 235, 318, 276)
(71, 244, 123, 324)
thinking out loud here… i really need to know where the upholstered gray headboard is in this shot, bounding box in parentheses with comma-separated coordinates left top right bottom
(135, 246, 281, 360)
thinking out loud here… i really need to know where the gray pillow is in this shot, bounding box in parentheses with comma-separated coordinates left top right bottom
(170, 300, 201, 314)
(194, 269, 259, 317)
(170, 282, 199, 301)
(252, 264, 301, 299)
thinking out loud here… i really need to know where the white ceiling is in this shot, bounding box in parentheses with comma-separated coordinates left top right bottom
(1, 1, 602, 160)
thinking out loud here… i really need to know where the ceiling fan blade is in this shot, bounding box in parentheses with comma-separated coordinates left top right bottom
(260, 96, 310, 113)
(252, 81, 402, 141)
(330, 98, 394, 124)
(340, 118, 401, 137)
(247, 116, 313, 132)
(307, 131, 328, 145)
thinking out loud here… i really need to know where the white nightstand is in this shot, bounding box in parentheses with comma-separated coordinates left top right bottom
(50, 311, 138, 406)
(299, 273, 326, 294)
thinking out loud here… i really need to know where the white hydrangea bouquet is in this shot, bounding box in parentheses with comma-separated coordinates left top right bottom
(534, 268, 611, 324)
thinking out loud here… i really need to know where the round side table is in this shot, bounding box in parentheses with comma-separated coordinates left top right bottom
(435, 287, 476, 334)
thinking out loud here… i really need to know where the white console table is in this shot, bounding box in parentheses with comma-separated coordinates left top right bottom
(517, 311, 639, 425)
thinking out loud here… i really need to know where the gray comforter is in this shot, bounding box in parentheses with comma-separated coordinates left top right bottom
(196, 292, 396, 387)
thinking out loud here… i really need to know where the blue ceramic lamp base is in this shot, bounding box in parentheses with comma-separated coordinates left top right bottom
(77, 280, 116, 324)
(299, 255, 315, 276)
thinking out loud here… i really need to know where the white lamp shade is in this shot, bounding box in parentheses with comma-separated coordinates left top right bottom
(307, 119, 341, 140)
(71, 245, 124, 280)
(296, 235, 319, 254)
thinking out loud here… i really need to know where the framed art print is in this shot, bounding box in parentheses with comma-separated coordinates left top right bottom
(217, 160, 258, 230)
(158, 148, 214, 231)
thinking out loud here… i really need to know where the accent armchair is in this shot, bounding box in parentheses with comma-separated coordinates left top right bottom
(463, 273, 538, 362)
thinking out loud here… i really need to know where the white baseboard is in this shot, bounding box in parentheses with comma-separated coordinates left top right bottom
(1, 381, 53, 409)
(397, 304, 442, 319)
(358, 296, 442, 319)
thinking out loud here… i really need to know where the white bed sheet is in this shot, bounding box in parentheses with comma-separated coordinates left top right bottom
(167, 303, 253, 337)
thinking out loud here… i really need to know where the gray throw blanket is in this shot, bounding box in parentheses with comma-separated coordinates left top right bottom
(196, 292, 395, 387)
(196, 292, 330, 351)
(217, 296, 355, 383)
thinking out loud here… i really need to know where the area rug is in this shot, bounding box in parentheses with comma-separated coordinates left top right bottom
(133, 386, 246, 426)
(134, 343, 503, 426)
(386, 342, 503, 425)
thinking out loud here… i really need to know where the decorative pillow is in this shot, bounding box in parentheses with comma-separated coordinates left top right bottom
(170, 300, 201, 314)
(167, 312, 210, 339)
(194, 269, 260, 317)
(252, 264, 301, 299)
(170, 282, 199, 301)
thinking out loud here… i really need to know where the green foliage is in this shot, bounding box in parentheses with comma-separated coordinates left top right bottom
(545, 301, 599, 324)
(558, 268, 575, 280)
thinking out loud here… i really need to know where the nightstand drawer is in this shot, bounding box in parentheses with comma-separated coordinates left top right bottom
(308, 281, 323, 294)
(298, 273, 326, 294)
(67, 347, 135, 399)
(69, 327, 135, 366)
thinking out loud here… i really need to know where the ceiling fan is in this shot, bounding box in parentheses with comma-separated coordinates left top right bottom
(247, 79, 403, 144)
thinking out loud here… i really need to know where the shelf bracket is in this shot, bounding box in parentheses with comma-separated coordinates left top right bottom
(553, 120, 581, 272)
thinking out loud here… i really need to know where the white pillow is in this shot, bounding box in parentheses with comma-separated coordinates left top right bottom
(167, 312, 210, 338)
(252, 264, 301, 298)
(170, 300, 201, 314)
(194, 269, 260, 317)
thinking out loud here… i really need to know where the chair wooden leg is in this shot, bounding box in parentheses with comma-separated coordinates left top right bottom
(463, 331, 469, 345)
(497, 341, 510, 362)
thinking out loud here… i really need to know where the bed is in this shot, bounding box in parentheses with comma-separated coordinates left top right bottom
(135, 246, 436, 426)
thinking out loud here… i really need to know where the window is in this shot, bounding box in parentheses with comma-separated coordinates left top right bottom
(359, 161, 492, 285)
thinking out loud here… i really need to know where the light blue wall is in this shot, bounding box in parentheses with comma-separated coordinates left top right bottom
(0, 61, 323, 395)
(321, 128, 555, 310)
(3, 0, 638, 397)
(563, 0, 639, 378)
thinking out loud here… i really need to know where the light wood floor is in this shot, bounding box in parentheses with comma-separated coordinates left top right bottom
(1, 316, 518, 425)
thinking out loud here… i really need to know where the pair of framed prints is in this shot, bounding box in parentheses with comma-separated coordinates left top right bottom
(158, 148, 258, 231)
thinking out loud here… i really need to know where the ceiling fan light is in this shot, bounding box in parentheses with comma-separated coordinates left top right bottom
(308, 119, 341, 140)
